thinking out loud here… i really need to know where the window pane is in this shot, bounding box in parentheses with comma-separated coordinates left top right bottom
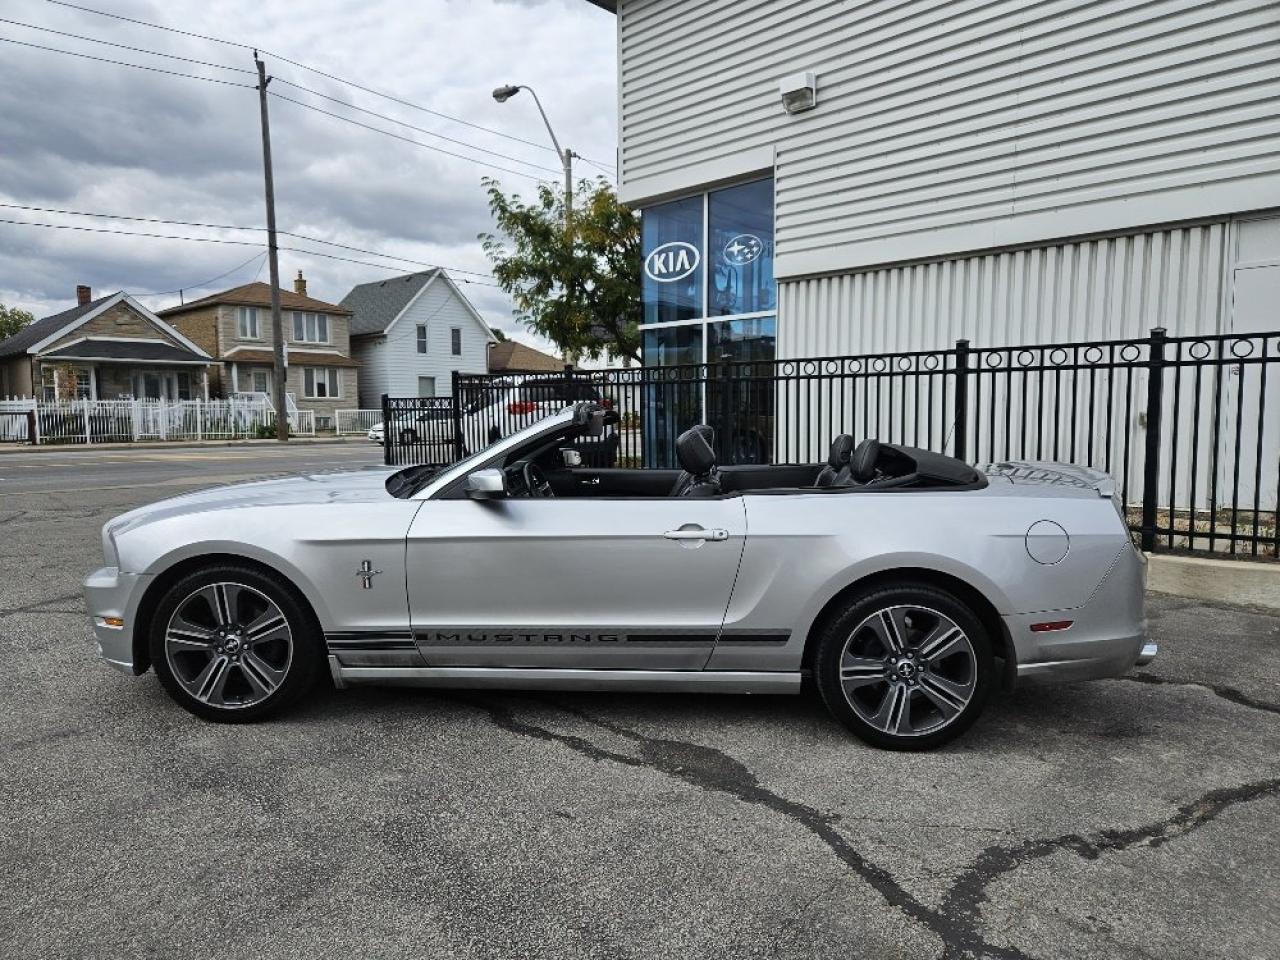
(304, 368, 315, 396)
(642, 195, 704, 324)
(708, 179, 775, 317)
(317, 315, 328, 342)
(706, 316, 776, 465)
(417, 325, 427, 353)
(292, 313, 303, 340)
(451, 327, 462, 356)
(640, 324, 703, 469)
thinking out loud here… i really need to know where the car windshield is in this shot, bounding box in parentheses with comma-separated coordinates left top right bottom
(385, 407, 577, 499)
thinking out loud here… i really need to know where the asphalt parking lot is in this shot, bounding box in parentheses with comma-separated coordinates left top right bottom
(2, 443, 1278, 960)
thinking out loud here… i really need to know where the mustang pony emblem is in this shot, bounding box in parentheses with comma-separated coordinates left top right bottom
(356, 560, 382, 589)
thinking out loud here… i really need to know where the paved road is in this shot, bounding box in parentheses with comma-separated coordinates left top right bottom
(2, 446, 1278, 960)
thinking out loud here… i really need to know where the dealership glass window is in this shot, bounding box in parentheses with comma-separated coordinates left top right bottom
(642, 195, 704, 326)
(708, 179, 776, 317)
(237, 306, 260, 339)
(303, 367, 341, 399)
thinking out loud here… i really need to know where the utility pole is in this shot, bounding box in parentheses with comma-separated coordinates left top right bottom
(562, 146, 575, 229)
(255, 51, 288, 442)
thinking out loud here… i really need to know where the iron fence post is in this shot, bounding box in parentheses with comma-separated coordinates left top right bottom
(380, 393, 392, 466)
(953, 339, 971, 461)
(450, 370, 465, 462)
(1140, 327, 1167, 552)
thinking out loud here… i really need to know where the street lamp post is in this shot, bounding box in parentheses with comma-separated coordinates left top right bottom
(492, 83, 576, 226)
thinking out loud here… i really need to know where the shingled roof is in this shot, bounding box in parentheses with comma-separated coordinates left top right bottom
(340, 270, 440, 337)
(156, 282, 351, 318)
(0, 293, 115, 358)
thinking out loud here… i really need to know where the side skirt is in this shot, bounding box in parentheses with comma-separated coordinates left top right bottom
(327, 657, 801, 695)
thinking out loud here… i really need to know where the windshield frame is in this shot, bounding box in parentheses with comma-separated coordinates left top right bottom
(408, 406, 579, 500)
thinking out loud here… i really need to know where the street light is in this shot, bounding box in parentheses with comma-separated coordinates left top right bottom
(492, 83, 576, 226)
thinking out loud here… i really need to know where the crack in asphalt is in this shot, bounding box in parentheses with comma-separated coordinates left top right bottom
(937, 776, 1280, 957)
(1118, 673, 1280, 716)
(471, 696, 1280, 960)
(474, 697, 1030, 960)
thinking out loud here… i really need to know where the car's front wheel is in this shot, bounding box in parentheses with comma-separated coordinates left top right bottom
(813, 583, 994, 750)
(149, 564, 320, 722)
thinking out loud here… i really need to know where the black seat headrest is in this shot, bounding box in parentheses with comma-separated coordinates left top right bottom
(828, 434, 855, 469)
(675, 425, 717, 477)
(849, 438, 881, 483)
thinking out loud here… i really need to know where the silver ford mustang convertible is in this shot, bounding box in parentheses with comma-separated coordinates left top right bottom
(85, 403, 1155, 750)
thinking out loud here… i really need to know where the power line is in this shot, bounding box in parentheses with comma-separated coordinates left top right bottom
(0, 15, 253, 73)
(268, 92, 550, 182)
(0, 217, 502, 287)
(140, 251, 267, 297)
(44, 0, 617, 170)
(0, 202, 498, 280)
(0, 34, 253, 87)
(271, 78, 561, 174)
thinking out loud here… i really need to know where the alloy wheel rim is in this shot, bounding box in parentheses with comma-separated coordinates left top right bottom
(164, 581, 293, 710)
(838, 604, 977, 737)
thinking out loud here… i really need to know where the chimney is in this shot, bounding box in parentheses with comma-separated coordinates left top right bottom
(76, 284, 92, 306)
(293, 270, 307, 297)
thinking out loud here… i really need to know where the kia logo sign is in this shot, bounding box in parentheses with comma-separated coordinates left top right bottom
(644, 241, 700, 283)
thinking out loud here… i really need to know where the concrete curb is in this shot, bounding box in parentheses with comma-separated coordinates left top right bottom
(0, 437, 374, 454)
(1147, 553, 1280, 612)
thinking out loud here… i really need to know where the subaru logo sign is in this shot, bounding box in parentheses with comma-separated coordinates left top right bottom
(723, 234, 764, 266)
(644, 241, 700, 283)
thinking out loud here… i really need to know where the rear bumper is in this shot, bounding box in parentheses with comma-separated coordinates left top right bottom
(1007, 544, 1152, 684)
(83, 566, 150, 675)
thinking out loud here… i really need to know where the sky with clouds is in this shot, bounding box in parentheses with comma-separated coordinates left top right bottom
(0, 0, 617, 350)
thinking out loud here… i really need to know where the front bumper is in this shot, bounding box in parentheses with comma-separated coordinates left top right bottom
(83, 566, 151, 675)
(1008, 545, 1153, 684)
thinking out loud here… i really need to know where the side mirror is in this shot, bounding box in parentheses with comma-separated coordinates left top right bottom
(465, 468, 507, 499)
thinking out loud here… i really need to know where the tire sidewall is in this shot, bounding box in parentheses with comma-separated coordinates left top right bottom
(814, 583, 994, 751)
(149, 564, 319, 723)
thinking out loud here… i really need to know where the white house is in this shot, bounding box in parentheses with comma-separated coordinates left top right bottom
(587, 0, 1280, 364)
(342, 270, 496, 406)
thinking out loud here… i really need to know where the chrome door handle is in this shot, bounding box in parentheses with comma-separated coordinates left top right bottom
(663, 528, 729, 542)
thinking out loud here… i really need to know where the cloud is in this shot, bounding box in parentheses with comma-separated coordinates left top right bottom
(0, 0, 616, 351)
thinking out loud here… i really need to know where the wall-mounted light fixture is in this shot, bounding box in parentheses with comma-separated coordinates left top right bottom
(779, 72, 818, 115)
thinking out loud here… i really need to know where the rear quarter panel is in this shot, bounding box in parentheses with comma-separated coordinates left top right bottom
(708, 488, 1126, 671)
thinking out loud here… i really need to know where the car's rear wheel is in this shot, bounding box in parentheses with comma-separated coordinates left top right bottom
(149, 564, 320, 723)
(813, 583, 993, 750)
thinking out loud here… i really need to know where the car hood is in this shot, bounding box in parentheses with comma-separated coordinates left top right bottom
(106, 467, 400, 532)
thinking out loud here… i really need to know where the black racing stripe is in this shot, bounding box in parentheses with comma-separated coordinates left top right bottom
(716, 633, 791, 645)
(326, 631, 417, 651)
(622, 634, 718, 644)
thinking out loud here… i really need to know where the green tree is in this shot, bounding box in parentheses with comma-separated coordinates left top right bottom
(0, 302, 35, 342)
(480, 177, 641, 363)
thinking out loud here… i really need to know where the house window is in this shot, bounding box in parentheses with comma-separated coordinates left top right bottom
(40, 366, 91, 400)
(41, 367, 57, 402)
(418, 376, 436, 397)
(237, 306, 260, 339)
(451, 327, 462, 356)
(303, 367, 341, 399)
(417, 324, 427, 354)
(74, 369, 92, 399)
(292, 311, 329, 344)
(252, 370, 269, 395)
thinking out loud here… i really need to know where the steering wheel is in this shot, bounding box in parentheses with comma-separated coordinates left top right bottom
(522, 461, 555, 498)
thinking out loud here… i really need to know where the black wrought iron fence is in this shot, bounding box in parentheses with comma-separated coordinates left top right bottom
(383, 328, 1280, 558)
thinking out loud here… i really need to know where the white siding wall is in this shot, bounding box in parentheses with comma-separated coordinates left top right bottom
(617, 0, 1280, 279)
(778, 221, 1231, 357)
(354, 279, 491, 407)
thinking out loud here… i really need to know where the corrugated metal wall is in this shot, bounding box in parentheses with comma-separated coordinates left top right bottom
(617, 0, 1280, 279)
(778, 222, 1230, 357)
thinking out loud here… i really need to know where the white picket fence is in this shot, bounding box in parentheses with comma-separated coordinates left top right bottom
(335, 409, 383, 435)
(0, 397, 315, 445)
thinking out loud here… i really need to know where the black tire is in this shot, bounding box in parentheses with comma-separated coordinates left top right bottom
(399, 428, 419, 445)
(149, 563, 321, 723)
(813, 583, 994, 751)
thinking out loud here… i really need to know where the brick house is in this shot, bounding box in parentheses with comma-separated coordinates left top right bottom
(159, 272, 358, 430)
(0, 285, 213, 400)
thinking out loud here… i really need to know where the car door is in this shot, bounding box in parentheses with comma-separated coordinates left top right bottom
(406, 494, 746, 669)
